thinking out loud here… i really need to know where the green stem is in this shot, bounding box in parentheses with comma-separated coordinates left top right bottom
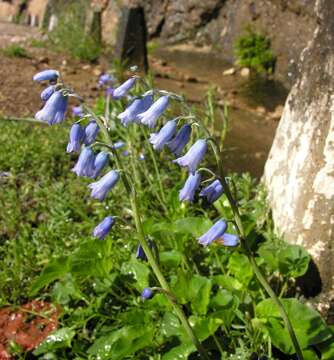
(83, 104, 209, 360)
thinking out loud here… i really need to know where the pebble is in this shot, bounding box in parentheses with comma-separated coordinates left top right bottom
(223, 67, 236, 76)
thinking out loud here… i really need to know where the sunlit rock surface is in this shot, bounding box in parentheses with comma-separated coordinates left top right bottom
(264, 0, 334, 304)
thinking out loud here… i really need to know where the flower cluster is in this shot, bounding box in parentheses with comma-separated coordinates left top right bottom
(33, 70, 239, 297)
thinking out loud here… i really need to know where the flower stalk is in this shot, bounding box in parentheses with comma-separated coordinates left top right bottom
(83, 104, 209, 360)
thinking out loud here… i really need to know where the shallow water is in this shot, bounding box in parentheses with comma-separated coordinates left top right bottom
(152, 47, 288, 178)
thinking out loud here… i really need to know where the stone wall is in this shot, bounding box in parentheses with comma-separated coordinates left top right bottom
(0, 0, 317, 86)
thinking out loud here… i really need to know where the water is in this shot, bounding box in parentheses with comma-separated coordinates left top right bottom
(152, 47, 288, 178)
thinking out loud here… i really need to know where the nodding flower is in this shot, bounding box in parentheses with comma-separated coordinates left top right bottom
(149, 120, 177, 151)
(33, 69, 59, 82)
(93, 216, 115, 240)
(72, 105, 84, 117)
(137, 96, 169, 128)
(173, 139, 207, 174)
(35, 91, 68, 125)
(216, 233, 239, 247)
(40, 85, 56, 101)
(200, 179, 224, 204)
(112, 77, 137, 99)
(118, 94, 153, 126)
(72, 147, 95, 177)
(66, 124, 84, 153)
(197, 219, 227, 246)
(141, 288, 154, 301)
(179, 172, 201, 203)
(113, 141, 125, 150)
(84, 121, 99, 145)
(89, 170, 120, 201)
(92, 151, 109, 178)
(167, 124, 192, 156)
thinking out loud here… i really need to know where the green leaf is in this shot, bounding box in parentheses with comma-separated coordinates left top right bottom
(278, 244, 310, 278)
(33, 328, 75, 355)
(316, 337, 334, 359)
(87, 325, 154, 360)
(210, 289, 240, 327)
(213, 275, 243, 292)
(257, 243, 279, 272)
(256, 298, 332, 354)
(173, 217, 212, 236)
(160, 250, 183, 268)
(160, 312, 181, 338)
(171, 270, 191, 304)
(228, 252, 254, 286)
(162, 342, 195, 360)
(70, 240, 112, 277)
(191, 315, 223, 341)
(302, 349, 319, 360)
(189, 275, 212, 315)
(121, 258, 150, 291)
(30, 257, 70, 295)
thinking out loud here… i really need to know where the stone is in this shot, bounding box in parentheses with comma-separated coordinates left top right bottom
(115, 5, 148, 72)
(240, 67, 250, 78)
(268, 105, 284, 120)
(263, 0, 334, 305)
(223, 67, 236, 76)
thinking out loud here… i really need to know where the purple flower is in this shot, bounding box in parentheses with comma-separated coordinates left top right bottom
(66, 124, 84, 153)
(167, 124, 192, 156)
(179, 172, 201, 202)
(149, 120, 177, 151)
(137, 96, 169, 128)
(139, 153, 145, 161)
(84, 121, 99, 145)
(72, 147, 95, 177)
(141, 288, 154, 301)
(217, 233, 239, 247)
(173, 139, 207, 174)
(40, 85, 55, 101)
(99, 73, 114, 86)
(33, 69, 59, 82)
(122, 150, 130, 157)
(112, 77, 137, 99)
(113, 141, 125, 150)
(118, 94, 153, 126)
(93, 216, 115, 240)
(92, 151, 109, 178)
(198, 219, 227, 246)
(200, 179, 224, 203)
(106, 87, 114, 95)
(35, 91, 68, 125)
(89, 170, 119, 201)
(72, 105, 83, 117)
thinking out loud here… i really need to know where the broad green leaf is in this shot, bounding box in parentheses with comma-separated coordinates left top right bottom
(316, 337, 334, 359)
(189, 275, 212, 315)
(228, 252, 254, 286)
(256, 298, 332, 354)
(210, 289, 240, 327)
(278, 244, 310, 278)
(33, 328, 75, 355)
(87, 325, 154, 360)
(302, 349, 319, 360)
(121, 258, 150, 291)
(160, 312, 181, 338)
(257, 243, 279, 271)
(160, 250, 183, 268)
(30, 257, 70, 295)
(213, 275, 243, 292)
(162, 342, 195, 360)
(173, 217, 212, 236)
(190, 315, 223, 341)
(171, 270, 191, 304)
(70, 240, 112, 277)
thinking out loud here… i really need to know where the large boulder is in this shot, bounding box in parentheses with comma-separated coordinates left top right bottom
(263, 0, 334, 308)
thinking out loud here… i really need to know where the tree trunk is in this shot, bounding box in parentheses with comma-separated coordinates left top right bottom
(263, 0, 334, 306)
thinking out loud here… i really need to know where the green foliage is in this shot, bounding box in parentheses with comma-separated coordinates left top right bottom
(48, 2, 101, 62)
(234, 27, 276, 75)
(0, 89, 330, 359)
(1, 44, 29, 58)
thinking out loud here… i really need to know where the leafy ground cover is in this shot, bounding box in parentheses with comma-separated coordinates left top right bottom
(0, 86, 333, 360)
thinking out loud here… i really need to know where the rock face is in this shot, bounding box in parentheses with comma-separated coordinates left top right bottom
(263, 0, 334, 302)
(0, 0, 317, 86)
